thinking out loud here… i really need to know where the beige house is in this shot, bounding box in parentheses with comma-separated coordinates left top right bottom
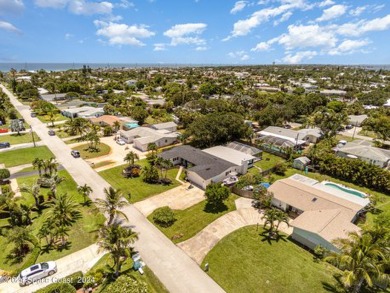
(268, 174, 369, 251)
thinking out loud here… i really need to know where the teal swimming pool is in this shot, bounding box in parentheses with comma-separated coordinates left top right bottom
(124, 122, 139, 129)
(324, 182, 366, 198)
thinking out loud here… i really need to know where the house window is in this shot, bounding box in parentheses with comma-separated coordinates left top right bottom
(225, 171, 230, 176)
(165, 139, 167, 143)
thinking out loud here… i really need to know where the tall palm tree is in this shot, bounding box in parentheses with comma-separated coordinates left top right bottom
(20, 182, 43, 212)
(32, 158, 44, 177)
(324, 231, 389, 293)
(124, 151, 139, 166)
(95, 187, 129, 225)
(97, 220, 138, 277)
(46, 193, 81, 246)
(43, 157, 58, 177)
(113, 121, 121, 132)
(6, 226, 34, 262)
(49, 174, 65, 199)
(77, 184, 93, 204)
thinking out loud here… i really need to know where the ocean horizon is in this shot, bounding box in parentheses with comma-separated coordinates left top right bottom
(0, 62, 390, 72)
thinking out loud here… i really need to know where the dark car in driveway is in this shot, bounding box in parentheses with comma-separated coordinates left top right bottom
(48, 130, 55, 136)
(0, 142, 10, 148)
(71, 150, 81, 158)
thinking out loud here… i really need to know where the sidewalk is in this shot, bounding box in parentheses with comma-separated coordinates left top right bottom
(0, 244, 106, 293)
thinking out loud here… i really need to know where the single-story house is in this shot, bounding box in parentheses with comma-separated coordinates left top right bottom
(89, 115, 121, 128)
(268, 174, 369, 251)
(293, 156, 310, 170)
(119, 127, 178, 152)
(158, 145, 243, 189)
(125, 80, 137, 87)
(202, 146, 256, 174)
(61, 107, 104, 118)
(320, 89, 347, 96)
(257, 126, 322, 146)
(40, 93, 67, 101)
(335, 140, 390, 169)
(348, 115, 368, 127)
(151, 122, 177, 132)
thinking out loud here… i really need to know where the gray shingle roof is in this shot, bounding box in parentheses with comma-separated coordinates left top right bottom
(159, 145, 236, 180)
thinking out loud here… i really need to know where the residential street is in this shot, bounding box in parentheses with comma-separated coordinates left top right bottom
(0, 84, 225, 293)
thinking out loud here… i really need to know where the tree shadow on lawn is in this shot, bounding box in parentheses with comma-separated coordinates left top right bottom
(259, 228, 287, 245)
(203, 202, 228, 214)
(40, 241, 72, 255)
(322, 274, 347, 293)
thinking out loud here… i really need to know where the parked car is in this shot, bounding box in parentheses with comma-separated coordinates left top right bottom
(0, 142, 10, 148)
(345, 124, 353, 129)
(48, 130, 55, 136)
(18, 261, 57, 286)
(30, 112, 37, 117)
(71, 150, 81, 158)
(116, 139, 126, 145)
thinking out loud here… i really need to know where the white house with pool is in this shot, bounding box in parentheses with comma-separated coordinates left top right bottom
(268, 174, 369, 251)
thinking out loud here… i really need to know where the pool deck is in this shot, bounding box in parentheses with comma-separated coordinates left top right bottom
(316, 182, 370, 207)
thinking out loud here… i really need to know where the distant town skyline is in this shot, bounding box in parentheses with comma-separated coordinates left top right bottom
(1, 0, 390, 65)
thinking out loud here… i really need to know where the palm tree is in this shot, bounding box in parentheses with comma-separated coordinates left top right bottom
(46, 193, 81, 246)
(77, 184, 93, 204)
(6, 226, 34, 262)
(113, 121, 121, 132)
(124, 151, 139, 166)
(43, 157, 58, 177)
(97, 220, 138, 277)
(324, 231, 389, 293)
(95, 187, 129, 225)
(261, 208, 288, 238)
(32, 158, 44, 177)
(20, 182, 43, 212)
(49, 174, 65, 199)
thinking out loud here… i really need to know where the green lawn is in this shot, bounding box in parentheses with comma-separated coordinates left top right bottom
(0, 132, 40, 145)
(270, 168, 389, 227)
(72, 143, 111, 159)
(148, 195, 238, 243)
(0, 146, 54, 167)
(335, 134, 355, 142)
(92, 160, 115, 169)
(202, 226, 336, 293)
(0, 170, 105, 272)
(251, 152, 285, 172)
(88, 254, 169, 293)
(37, 113, 68, 123)
(358, 129, 378, 139)
(99, 160, 181, 203)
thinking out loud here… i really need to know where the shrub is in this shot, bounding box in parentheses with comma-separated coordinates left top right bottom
(102, 275, 148, 293)
(61, 271, 84, 289)
(16, 246, 41, 275)
(153, 206, 176, 227)
(35, 282, 76, 293)
(273, 163, 287, 175)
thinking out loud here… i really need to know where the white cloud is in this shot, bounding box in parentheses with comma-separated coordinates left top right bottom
(118, 0, 134, 9)
(153, 43, 166, 51)
(278, 24, 337, 49)
(328, 39, 370, 55)
(0, 20, 21, 34)
(318, 0, 334, 8)
(195, 46, 207, 51)
(0, 0, 24, 15)
(65, 33, 73, 39)
(251, 42, 271, 51)
(282, 50, 317, 64)
(274, 11, 292, 26)
(231, 1, 247, 14)
(164, 23, 207, 46)
(349, 6, 366, 17)
(34, 0, 113, 15)
(316, 4, 347, 22)
(34, 0, 68, 8)
(225, 0, 310, 39)
(94, 21, 155, 46)
(361, 14, 390, 33)
(228, 50, 250, 61)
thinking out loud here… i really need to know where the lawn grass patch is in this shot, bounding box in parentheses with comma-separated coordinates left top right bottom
(0, 146, 54, 167)
(99, 160, 180, 203)
(0, 169, 105, 272)
(202, 226, 336, 293)
(88, 254, 169, 293)
(72, 143, 111, 159)
(251, 152, 285, 172)
(148, 195, 238, 243)
(0, 132, 40, 145)
(37, 113, 68, 124)
(92, 160, 115, 169)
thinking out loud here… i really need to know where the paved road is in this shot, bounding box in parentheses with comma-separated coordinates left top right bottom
(0, 84, 225, 293)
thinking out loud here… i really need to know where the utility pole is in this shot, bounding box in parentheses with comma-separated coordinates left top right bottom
(352, 121, 358, 140)
(30, 125, 36, 147)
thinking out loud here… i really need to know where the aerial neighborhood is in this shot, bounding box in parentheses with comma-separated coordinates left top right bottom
(0, 64, 389, 293)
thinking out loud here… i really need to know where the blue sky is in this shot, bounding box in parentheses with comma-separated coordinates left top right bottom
(0, 0, 390, 64)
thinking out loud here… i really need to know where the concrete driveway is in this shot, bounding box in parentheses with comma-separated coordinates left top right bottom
(67, 135, 146, 172)
(134, 183, 205, 216)
(1, 83, 225, 293)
